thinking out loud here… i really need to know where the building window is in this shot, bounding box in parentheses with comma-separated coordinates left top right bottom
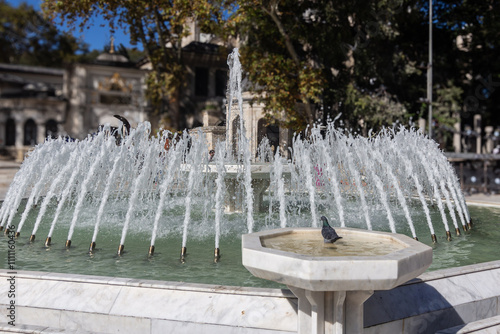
(24, 119, 37, 146)
(195, 67, 209, 97)
(45, 119, 58, 139)
(99, 94, 132, 105)
(5, 118, 15, 146)
(215, 70, 227, 97)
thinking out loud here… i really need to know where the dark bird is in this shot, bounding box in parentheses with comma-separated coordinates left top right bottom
(114, 115, 131, 135)
(321, 216, 342, 243)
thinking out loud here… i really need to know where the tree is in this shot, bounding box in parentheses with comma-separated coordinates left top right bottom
(434, 0, 500, 127)
(43, 0, 231, 131)
(0, 0, 88, 67)
(229, 0, 425, 133)
(230, 0, 500, 140)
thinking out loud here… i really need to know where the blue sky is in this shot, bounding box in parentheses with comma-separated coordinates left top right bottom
(7, 0, 139, 51)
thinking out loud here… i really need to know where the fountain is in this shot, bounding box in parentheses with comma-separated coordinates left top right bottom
(0, 117, 472, 252)
(242, 227, 432, 333)
(1, 49, 499, 334)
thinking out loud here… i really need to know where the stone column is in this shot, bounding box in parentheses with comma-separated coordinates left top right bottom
(287, 286, 374, 334)
(15, 119, 24, 162)
(474, 114, 482, 153)
(418, 118, 426, 134)
(37, 121, 45, 145)
(485, 126, 494, 153)
(202, 110, 210, 127)
(453, 114, 461, 153)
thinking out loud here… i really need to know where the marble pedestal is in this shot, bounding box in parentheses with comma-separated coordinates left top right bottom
(198, 163, 289, 213)
(242, 227, 433, 334)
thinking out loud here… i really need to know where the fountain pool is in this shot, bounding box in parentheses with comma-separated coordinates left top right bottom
(1, 199, 498, 288)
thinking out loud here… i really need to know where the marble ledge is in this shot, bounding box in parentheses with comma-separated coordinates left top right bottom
(0, 269, 295, 298)
(436, 314, 500, 333)
(402, 259, 500, 285)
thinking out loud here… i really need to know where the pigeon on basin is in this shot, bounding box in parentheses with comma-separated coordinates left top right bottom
(321, 216, 342, 243)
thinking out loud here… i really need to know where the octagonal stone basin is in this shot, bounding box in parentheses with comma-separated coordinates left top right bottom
(242, 227, 433, 292)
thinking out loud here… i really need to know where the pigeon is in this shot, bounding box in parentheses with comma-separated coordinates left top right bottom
(114, 114, 131, 135)
(321, 216, 342, 243)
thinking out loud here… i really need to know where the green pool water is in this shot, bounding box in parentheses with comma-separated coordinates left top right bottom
(1, 202, 499, 289)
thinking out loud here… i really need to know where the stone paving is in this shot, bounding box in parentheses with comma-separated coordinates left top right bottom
(0, 159, 20, 200)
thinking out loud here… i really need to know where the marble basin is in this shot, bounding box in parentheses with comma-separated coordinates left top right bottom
(242, 227, 433, 333)
(242, 227, 433, 291)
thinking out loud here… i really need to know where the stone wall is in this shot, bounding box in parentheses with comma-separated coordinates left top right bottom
(1, 260, 500, 333)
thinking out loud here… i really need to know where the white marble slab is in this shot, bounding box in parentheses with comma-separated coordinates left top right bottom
(1, 259, 500, 334)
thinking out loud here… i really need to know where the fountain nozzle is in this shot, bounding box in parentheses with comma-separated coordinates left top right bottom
(180, 247, 187, 261)
(467, 220, 473, 230)
(117, 244, 124, 255)
(89, 242, 96, 252)
(45, 237, 51, 247)
(431, 234, 437, 243)
(65, 240, 71, 248)
(446, 231, 452, 241)
(15, 232, 20, 238)
(413, 237, 418, 241)
(214, 248, 220, 262)
(0, 226, 3, 231)
(29, 234, 35, 242)
(3, 228, 8, 235)
(455, 228, 461, 236)
(148, 245, 155, 256)
(463, 224, 468, 232)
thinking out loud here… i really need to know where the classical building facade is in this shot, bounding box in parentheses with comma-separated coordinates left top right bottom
(0, 52, 147, 161)
(0, 27, 292, 161)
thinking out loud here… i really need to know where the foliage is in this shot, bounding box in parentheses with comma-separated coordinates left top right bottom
(345, 83, 408, 135)
(0, 0, 88, 67)
(229, 0, 500, 140)
(230, 0, 423, 133)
